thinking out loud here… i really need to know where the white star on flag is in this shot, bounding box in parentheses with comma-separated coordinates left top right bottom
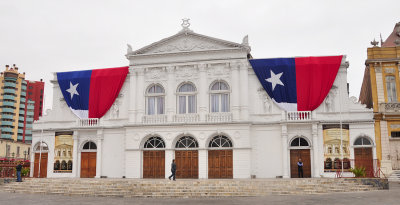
(266, 70, 284, 91)
(66, 82, 79, 99)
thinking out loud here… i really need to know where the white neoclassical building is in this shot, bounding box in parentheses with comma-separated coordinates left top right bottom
(31, 23, 377, 179)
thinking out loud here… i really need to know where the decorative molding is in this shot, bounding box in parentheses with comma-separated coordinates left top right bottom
(375, 67, 382, 73)
(390, 124, 400, 129)
(385, 67, 395, 74)
(176, 65, 198, 80)
(207, 64, 230, 78)
(145, 67, 167, 81)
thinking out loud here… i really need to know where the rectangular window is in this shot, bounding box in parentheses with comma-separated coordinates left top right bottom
(391, 131, 400, 138)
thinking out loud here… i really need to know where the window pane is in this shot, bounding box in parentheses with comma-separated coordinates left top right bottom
(147, 97, 155, 115)
(157, 97, 164, 114)
(211, 94, 219, 112)
(221, 94, 229, 112)
(179, 84, 195, 92)
(179, 96, 186, 114)
(300, 138, 309, 146)
(220, 82, 228, 90)
(188, 95, 196, 113)
(291, 138, 299, 146)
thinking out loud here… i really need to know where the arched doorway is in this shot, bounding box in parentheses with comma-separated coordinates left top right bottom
(175, 136, 198, 179)
(143, 136, 165, 178)
(81, 141, 97, 178)
(353, 136, 373, 177)
(208, 135, 233, 179)
(289, 136, 311, 178)
(33, 142, 49, 178)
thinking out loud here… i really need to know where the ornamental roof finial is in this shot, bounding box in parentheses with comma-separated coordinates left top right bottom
(180, 18, 192, 33)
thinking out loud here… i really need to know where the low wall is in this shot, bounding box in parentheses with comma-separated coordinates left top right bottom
(344, 178, 389, 190)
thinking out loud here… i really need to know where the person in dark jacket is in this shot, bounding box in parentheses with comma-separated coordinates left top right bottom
(168, 159, 176, 181)
(16, 162, 23, 182)
(297, 158, 304, 178)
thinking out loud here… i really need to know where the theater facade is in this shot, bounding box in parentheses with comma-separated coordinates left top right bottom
(31, 23, 376, 179)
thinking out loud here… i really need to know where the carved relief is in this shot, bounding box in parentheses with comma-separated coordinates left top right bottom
(145, 67, 166, 81)
(234, 131, 240, 139)
(257, 87, 271, 113)
(153, 37, 221, 53)
(110, 100, 119, 119)
(199, 132, 206, 140)
(325, 87, 337, 112)
(176, 65, 199, 80)
(390, 124, 400, 129)
(385, 67, 395, 74)
(207, 64, 230, 78)
(375, 67, 382, 73)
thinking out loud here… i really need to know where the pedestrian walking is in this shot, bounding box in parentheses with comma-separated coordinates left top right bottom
(16, 162, 23, 182)
(297, 158, 304, 178)
(168, 159, 176, 181)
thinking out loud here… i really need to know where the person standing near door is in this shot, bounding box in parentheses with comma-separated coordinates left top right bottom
(16, 162, 23, 182)
(297, 158, 304, 178)
(168, 159, 176, 181)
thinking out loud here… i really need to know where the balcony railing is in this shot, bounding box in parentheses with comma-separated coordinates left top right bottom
(142, 115, 167, 124)
(174, 113, 200, 123)
(206, 112, 232, 123)
(286, 111, 312, 121)
(77, 118, 99, 127)
(379, 103, 400, 113)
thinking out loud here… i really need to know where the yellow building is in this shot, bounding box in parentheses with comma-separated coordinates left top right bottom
(359, 22, 400, 175)
(0, 65, 32, 160)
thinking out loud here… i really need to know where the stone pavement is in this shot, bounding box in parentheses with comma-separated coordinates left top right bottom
(0, 182, 398, 205)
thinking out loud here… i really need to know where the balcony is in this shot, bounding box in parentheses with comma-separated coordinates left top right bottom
(285, 111, 312, 121)
(206, 112, 232, 123)
(173, 113, 200, 123)
(77, 118, 99, 127)
(142, 115, 167, 124)
(379, 103, 400, 113)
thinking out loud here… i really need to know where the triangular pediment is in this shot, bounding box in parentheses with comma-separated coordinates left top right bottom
(130, 30, 249, 55)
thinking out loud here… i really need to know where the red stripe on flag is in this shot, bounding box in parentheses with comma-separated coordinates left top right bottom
(88, 66, 129, 118)
(295, 56, 342, 111)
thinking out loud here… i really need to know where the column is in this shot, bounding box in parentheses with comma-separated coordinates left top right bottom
(198, 149, 207, 179)
(198, 64, 208, 122)
(230, 62, 240, 121)
(95, 129, 104, 178)
(165, 150, 174, 179)
(128, 68, 137, 123)
(166, 66, 175, 122)
(136, 68, 145, 123)
(312, 123, 320, 177)
(281, 124, 289, 178)
(239, 61, 249, 120)
(72, 131, 79, 178)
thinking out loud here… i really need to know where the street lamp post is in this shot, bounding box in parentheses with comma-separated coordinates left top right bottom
(12, 152, 15, 159)
(24, 151, 27, 161)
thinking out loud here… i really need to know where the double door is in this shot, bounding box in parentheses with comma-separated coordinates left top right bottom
(354, 147, 373, 177)
(143, 150, 165, 178)
(175, 150, 198, 179)
(33, 153, 48, 178)
(290, 149, 311, 178)
(208, 150, 233, 179)
(81, 152, 97, 178)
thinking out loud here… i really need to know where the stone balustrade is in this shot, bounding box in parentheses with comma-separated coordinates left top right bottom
(77, 118, 99, 127)
(285, 111, 312, 121)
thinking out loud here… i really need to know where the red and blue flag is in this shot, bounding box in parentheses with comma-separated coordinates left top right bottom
(249, 56, 343, 111)
(57, 66, 129, 119)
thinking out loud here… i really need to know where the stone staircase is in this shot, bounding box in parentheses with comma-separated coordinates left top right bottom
(389, 170, 400, 182)
(0, 178, 379, 198)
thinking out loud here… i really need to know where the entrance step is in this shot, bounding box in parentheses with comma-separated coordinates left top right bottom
(0, 178, 381, 198)
(388, 170, 400, 182)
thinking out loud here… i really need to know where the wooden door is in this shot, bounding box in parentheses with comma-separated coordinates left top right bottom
(81, 152, 97, 178)
(354, 147, 373, 177)
(33, 153, 48, 178)
(208, 150, 233, 179)
(175, 150, 198, 179)
(290, 149, 311, 178)
(143, 150, 165, 178)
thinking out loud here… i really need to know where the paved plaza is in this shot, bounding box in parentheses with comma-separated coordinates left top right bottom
(0, 182, 398, 205)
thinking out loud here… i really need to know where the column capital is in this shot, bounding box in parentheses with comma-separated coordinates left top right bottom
(197, 64, 207, 72)
(166, 66, 175, 74)
(73, 131, 79, 140)
(97, 129, 104, 140)
(281, 124, 287, 135)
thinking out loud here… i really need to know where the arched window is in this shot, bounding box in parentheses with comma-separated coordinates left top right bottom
(176, 136, 198, 148)
(210, 81, 230, 112)
(61, 160, 67, 170)
(354, 137, 372, 146)
(209, 135, 232, 148)
(386, 75, 397, 102)
(146, 84, 165, 115)
(54, 160, 60, 170)
(177, 83, 197, 114)
(83, 141, 97, 150)
(324, 158, 332, 169)
(34, 142, 49, 151)
(67, 160, 73, 170)
(144, 136, 165, 149)
(290, 137, 309, 147)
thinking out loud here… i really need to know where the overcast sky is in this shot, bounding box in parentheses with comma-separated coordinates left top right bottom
(0, 0, 399, 110)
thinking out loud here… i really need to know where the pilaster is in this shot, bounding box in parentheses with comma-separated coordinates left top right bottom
(128, 68, 137, 123)
(239, 62, 249, 120)
(312, 123, 320, 177)
(95, 129, 104, 178)
(136, 68, 145, 123)
(230, 62, 240, 121)
(198, 64, 208, 121)
(72, 131, 79, 178)
(166, 66, 176, 122)
(281, 124, 289, 178)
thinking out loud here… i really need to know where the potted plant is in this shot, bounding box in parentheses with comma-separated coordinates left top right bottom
(350, 166, 366, 178)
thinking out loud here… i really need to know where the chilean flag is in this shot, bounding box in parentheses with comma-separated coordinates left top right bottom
(57, 66, 129, 119)
(249, 56, 343, 111)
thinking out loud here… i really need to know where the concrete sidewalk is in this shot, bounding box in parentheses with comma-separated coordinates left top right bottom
(0, 182, 398, 205)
